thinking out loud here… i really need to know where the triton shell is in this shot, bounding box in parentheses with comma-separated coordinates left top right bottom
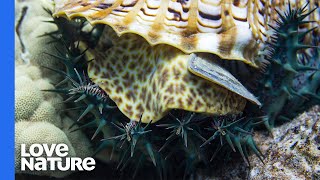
(52, 0, 276, 122)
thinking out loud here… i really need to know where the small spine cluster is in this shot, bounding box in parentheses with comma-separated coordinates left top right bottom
(255, 3, 319, 130)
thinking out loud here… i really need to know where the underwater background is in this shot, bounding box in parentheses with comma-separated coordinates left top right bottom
(15, 0, 319, 179)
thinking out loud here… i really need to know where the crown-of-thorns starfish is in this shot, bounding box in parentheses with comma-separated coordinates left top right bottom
(52, 0, 318, 123)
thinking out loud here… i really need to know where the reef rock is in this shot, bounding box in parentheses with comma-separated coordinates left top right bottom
(249, 105, 320, 180)
(15, 64, 93, 178)
(195, 106, 320, 180)
(15, 0, 64, 79)
(15, 0, 94, 178)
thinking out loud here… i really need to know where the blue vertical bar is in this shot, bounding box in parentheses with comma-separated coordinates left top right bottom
(0, 0, 14, 179)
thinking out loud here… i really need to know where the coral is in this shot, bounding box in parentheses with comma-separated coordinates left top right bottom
(249, 106, 320, 180)
(15, 64, 93, 177)
(15, 121, 75, 178)
(15, 64, 64, 122)
(15, 0, 64, 79)
(14, 0, 97, 177)
(14, 0, 96, 177)
(15, 77, 42, 120)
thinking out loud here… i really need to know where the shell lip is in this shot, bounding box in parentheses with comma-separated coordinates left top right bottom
(53, 11, 260, 68)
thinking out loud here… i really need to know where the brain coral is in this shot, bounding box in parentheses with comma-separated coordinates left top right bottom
(15, 64, 64, 122)
(15, 121, 75, 178)
(15, 64, 93, 177)
(15, 0, 64, 79)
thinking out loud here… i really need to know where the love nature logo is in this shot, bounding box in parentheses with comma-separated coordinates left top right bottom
(20, 144, 95, 171)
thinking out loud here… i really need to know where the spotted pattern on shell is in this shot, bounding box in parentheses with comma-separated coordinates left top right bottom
(85, 27, 247, 122)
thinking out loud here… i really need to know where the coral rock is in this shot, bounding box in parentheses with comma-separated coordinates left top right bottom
(250, 106, 320, 180)
(15, 0, 64, 79)
(15, 64, 64, 123)
(15, 121, 75, 178)
(15, 64, 93, 178)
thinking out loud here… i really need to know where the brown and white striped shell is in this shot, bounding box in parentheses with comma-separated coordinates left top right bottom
(53, 0, 276, 66)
